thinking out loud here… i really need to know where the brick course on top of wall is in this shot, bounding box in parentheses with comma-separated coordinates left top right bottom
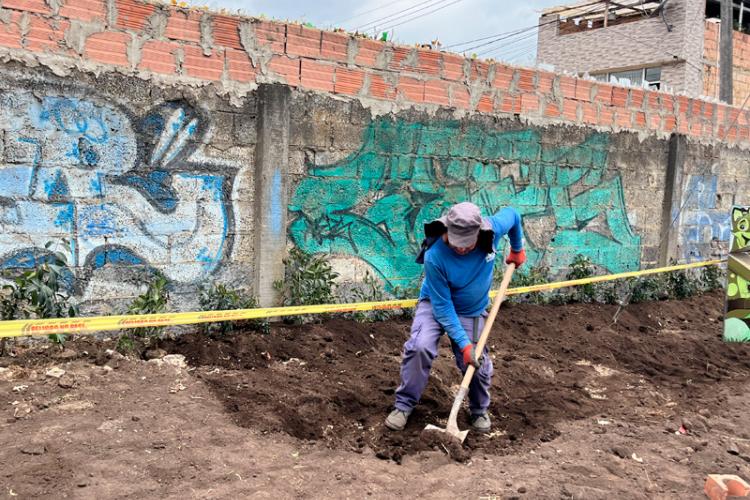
(1, 0, 749, 146)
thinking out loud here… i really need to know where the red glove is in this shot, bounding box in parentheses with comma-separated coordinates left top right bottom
(505, 248, 526, 268)
(461, 344, 483, 369)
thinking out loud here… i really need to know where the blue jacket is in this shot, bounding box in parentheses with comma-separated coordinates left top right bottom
(418, 207, 523, 349)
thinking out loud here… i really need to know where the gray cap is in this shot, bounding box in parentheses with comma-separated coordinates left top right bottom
(442, 202, 482, 248)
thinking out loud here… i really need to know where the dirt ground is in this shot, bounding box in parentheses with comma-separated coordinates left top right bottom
(2, 291, 750, 499)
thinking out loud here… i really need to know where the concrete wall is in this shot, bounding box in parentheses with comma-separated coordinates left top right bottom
(0, 61, 258, 313)
(0, 0, 749, 311)
(537, 0, 705, 96)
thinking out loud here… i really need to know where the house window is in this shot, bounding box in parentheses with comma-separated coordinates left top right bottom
(592, 67, 662, 90)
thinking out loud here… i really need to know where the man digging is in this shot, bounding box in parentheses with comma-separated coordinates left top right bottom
(385, 201, 525, 433)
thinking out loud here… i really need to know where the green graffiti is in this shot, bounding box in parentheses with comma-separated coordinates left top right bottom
(724, 206, 750, 341)
(289, 118, 641, 289)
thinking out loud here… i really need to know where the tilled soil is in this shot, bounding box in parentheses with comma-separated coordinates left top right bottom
(3, 290, 750, 498)
(161, 291, 750, 463)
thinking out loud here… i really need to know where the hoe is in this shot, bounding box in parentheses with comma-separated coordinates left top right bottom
(424, 262, 516, 444)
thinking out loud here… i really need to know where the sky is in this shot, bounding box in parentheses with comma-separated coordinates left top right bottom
(189, 0, 570, 65)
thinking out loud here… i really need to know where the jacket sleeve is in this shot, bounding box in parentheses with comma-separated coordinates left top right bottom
(490, 207, 524, 251)
(423, 258, 470, 349)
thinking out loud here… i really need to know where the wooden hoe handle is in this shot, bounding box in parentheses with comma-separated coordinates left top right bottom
(460, 263, 516, 390)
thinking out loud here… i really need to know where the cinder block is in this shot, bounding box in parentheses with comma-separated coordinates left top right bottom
(321, 31, 348, 63)
(226, 48, 255, 83)
(442, 53, 464, 81)
(492, 64, 514, 90)
(559, 76, 576, 100)
(611, 87, 628, 107)
(286, 24, 321, 58)
(268, 55, 300, 86)
(59, 0, 106, 22)
(4, 137, 39, 164)
(300, 59, 335, 92)
(705, 474, 750, 500)
(354, 38, 383, 68)
(501, 94, 521, 114)
(521, 93, 540, 115)
(476, 92, 494, 113)
(27, 15, 70, 54)
(334, 67, 364, 96)
(213, 14, 242, 49)
(388, 46, 413, 70)
(449, 83, 470, 110)
(164, 8, 201, 43)
(543, 102, 561, 118)
(424, 79, 449, 106)
(367, 71, 396, 100)
(2, 0, 50, 14)
(397, 76, 424, 103)
(85, 31, 130, 67)
(416, 49, 441, 77)
(115, 0, 157, 32)
(139, 40, 179, 74)
(182, 46, 223, 81)
(0, 11, 23, 49)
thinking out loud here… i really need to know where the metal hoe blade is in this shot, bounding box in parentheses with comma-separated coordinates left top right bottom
(424, 423, 469, 443)
(423, 386, 470, 443)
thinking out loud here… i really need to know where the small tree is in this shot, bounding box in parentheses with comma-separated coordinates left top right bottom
(0, 240, 78, 353)
(274, 247, 339, 324)
(118, 273, 169, 352)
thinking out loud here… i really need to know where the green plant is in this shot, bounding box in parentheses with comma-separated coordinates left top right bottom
(699, 264, 724, 292)
(118, 273, 169, 351)
(0, 240, 78, 352)
(502, 263, 552, 304)
(199, 283, 269, 335)
(392, 279, 422, 319)
(566, 254, 596, 302)
(274, 247, 339, 324)
(627, 275, 664, 303)
(598, 280, 622, 305)
(665, 260, 699, 300)
(343, 271, 391, 322)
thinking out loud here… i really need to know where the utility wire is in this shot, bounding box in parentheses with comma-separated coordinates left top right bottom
(486, 40, 538, 65)
(503, 42, 540, 63)
(333, 0, 405, 26)
(377, 0, 464, 32)
(456, 2, 604, 55)
(476, 29, 539, 58)
(443, 0, 606, 50)
(354, 0, 447, 31)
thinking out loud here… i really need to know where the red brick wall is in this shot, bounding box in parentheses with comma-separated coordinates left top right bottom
(704, 20, 750, 108)
(1, 0, 749, 145)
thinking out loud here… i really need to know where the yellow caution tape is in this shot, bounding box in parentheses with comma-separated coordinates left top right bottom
(0, 259, 723, 339)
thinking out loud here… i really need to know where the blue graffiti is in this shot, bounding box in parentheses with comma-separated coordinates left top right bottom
(270, 169, 282, 235)
(0, 91, 236, 290)
(680, 174, 730, 260)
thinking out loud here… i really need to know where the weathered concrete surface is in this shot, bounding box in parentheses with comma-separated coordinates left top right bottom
(0, 62, 256, 313)
(253, 84, 290, 306)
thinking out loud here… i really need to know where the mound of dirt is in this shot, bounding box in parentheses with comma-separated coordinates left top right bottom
(161, 290, 750, 463)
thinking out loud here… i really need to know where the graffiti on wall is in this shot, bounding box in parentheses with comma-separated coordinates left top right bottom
(679, 173, 731, 260)
(724, 206, 750, 341)
(0, 89, 236, 292)
(288, 118, 641, 289)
